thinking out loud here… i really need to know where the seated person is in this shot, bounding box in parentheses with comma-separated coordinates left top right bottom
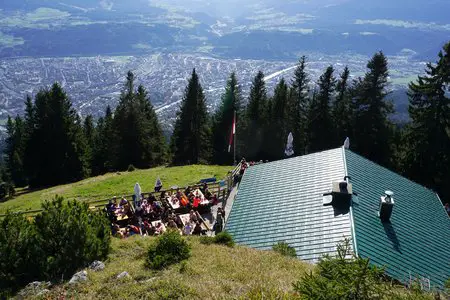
(184, 186, 192, 196)
(168, 219, 177, 229)
(111, 223, 121, 237)
(154, 222, 165, 235)
(193, 196, 201, 208)
(204, 188, 212, 200)
(119, 197, 128, 207)
(128, 224, 141, 236)
(200, 183, 207, 194)
(176, 189, 182, 200)
(192, 222, 202, 235)
(184, 222, 193, 235)
(211, 194, 219, 206)
(170, 196, 180, 206)
(148, 194, 157, 203)
(180, 194, 189, 207)
(143, 220, 155, 236)
(189, 210, 198, 223)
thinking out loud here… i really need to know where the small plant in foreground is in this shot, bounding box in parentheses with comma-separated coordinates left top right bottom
(213, 231, 235, 247)
(199, 236, 214, 245)
(272, 241, 297, 258)
(146, 229, 191, 269)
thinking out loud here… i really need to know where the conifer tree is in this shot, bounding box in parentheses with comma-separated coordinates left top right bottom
(114, 71, 166, 170)
(4, 116, 26, 187)
(352, 52, 394, 166)
(242, 71, 268, 160)
(24, 83, 88, 187)
(289, 56, 310, 155)
(266, 78, 289, 160)
(92, 106, 115, 175)
(402, 42, 450, 202)
(308, 66, 336, 152)
(83, 115, 95, 173)
(332, 66, 352, 144)
(212, 73, 242, 165)
(171, 69, 211, 165)
(135, 85, 166, 165)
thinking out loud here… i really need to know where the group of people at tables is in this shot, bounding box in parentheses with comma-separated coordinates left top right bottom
(105, 182, 222, 238)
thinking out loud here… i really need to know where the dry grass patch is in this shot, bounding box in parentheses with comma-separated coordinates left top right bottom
(39, 236, 311, 299)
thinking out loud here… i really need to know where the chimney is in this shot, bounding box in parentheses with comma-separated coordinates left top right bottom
(379, 191, 394, 222)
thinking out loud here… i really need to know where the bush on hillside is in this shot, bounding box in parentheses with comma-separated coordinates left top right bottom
(147, 229, 191, 270)
(272, 242, 296, 258)
(199, 236, 214, 245)
(0, 213, 41, 298)
(34, 197, 111, 280)
(127, 164, 136, 172)
(0, 197, 111, 298)
(213, 231, 235, 247)
(293, 239, 435, 300)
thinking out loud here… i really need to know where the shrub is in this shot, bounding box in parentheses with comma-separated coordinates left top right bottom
(146, 229, 191, 270)
(272, 242, 297, 258)
(127, 164, 136, 172)
(0, 196, 111, 297)
(292, 238, 434, 300)
(199, 236, 214, 245)
(213, 231, 235, 247)
(0, 213, 41, 298)
(34, 197, 111, 281)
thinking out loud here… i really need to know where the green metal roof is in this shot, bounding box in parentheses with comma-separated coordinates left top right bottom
(345, 149, 450, 288)
(225, 148, 353, 263)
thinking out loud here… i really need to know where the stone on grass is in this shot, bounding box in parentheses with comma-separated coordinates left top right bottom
(69, 270, 88, 284)
(17, 281, 51, 299)
(117, 271, 132, 280)
(89, 260, 105, 272)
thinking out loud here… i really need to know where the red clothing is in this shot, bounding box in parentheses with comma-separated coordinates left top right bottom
(193, 197, 201, 208)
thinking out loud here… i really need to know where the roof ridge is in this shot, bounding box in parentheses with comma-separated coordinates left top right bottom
(343, 148, 438, 196)
(342, 146, 359, 257)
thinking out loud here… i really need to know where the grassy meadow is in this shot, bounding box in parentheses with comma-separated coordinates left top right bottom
(0, 165, 232, 214)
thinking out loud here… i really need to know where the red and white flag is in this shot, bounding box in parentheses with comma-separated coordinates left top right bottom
(228, 112, 236, 153)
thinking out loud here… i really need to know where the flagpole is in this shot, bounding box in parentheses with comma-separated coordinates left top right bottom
(233, 110, 236, 165)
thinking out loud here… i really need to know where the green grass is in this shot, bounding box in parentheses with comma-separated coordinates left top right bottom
(0, 165, 232, 214)
(44, 236, 311, 299)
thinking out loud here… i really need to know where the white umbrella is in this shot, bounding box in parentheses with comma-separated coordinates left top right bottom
(134, 182, 142, 207)
(284, 132, 294, 157)
(343, 137, 350, 149)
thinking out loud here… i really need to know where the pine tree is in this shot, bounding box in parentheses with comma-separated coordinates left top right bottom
(266, 78, 290, 160)
(135, 85, 166, 166)
(308, 66, 336, 153)
(92, 106, 115, 175)
(24, 83, 88, 187)
(4, 116, 26, 187)
(242, 71, 268, 161)
(83, 115, 95, 173)
(171, 69, 211, 165)
(289, 56, 310, 155)
(402, 42, 450, 202)
(332, 66, 352, 144)
(114, 71, 166, 170)
(352, 52, 394, 166)
(212, 72, 242, 165)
